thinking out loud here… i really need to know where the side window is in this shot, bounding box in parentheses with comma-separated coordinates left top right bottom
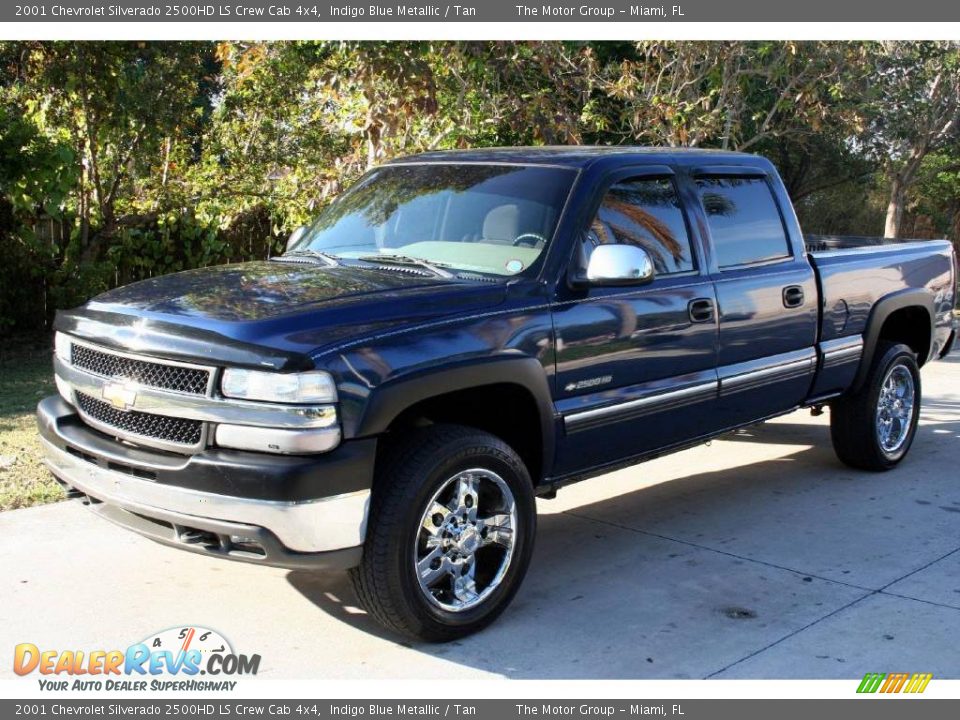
(696, 177, 791, 268)
(583, 177, 695, 276)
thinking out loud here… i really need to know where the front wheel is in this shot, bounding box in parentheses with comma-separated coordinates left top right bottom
(349, 425, 536, 642)
(830, 341, 921, 471)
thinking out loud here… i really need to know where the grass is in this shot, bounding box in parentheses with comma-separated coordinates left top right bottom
(0, 335, 64, 511)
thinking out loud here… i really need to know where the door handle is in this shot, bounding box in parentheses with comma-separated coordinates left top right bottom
(783, 285, 805, 308)
(688, 298, 715, 323)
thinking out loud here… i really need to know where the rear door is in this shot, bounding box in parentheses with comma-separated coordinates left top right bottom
(552, 166, 721, 476)
(689, 169, 818, 427)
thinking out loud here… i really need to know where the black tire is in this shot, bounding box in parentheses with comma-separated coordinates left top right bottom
(349, 424, 536, 642)
(830, 341, 921, 471)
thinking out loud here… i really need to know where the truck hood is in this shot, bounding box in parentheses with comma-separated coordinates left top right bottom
(59, 261, 509, 368)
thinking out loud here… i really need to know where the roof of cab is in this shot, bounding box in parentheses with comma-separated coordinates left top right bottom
(387, 145, 766, 170)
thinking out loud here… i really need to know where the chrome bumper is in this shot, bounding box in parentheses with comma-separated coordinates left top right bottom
(41, 435, 369, 556)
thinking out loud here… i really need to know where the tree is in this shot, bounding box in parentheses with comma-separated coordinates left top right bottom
(22, 41, 210, 258)
(908, 145, 960, 244)
(199, 41, 597, 236)
(3, 40, 960, 335)
(595, 41, 855, 152)
(859, 42, 960, 238)
(0, 96, 78, 330)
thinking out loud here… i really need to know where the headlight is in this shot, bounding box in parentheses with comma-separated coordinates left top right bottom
(220, 369, 338, 404)
(54, 332, 71, 364)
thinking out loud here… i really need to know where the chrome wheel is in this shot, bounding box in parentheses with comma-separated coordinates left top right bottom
(414, 468, 517, 613)
(875, 364, 915, 454)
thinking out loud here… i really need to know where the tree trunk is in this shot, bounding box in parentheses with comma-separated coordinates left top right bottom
(80, 204, 114, 263)
(884, 173, 907, 239)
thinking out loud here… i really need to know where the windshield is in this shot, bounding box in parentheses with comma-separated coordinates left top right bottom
(290, 163, 576, 277)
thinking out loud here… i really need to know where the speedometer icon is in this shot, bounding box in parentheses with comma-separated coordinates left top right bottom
(141, 626, 233, 659)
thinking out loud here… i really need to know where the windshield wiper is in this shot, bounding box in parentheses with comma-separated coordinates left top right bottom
(274, 249, 341, 267)
(357, 253, 455, 279)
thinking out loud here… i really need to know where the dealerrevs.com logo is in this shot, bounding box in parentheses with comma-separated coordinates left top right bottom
(14, 626, 260, 692)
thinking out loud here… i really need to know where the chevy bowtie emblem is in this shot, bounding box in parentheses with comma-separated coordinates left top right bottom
(102, 382, 138, 411)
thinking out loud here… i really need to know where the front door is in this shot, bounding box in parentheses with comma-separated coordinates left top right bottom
(552, 171, 720, 476)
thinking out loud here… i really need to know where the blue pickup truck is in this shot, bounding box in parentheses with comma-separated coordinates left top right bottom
(38, 147, 957, 641)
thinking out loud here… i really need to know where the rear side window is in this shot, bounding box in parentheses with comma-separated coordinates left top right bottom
(696, 177, 791, 268)
(585, 177, 695, 276)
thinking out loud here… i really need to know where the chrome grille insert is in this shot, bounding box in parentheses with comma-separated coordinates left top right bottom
(75, 392, 204, 448)
(71, 343, 210, 396)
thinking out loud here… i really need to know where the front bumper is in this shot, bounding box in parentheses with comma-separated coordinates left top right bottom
(37, 395, 374, 570)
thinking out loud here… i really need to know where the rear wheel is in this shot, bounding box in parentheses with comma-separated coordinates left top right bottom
(349, 425, 536, 642)
(830, 341, 921, 471)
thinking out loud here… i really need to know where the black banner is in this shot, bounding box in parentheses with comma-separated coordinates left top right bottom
(5, 0, 960, 23)
(3, 700, 959, 719)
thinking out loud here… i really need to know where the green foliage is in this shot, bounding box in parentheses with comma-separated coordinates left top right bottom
(595, 41, 857, 151)
(855, 42, 960, 237)
(1, 40, 959, 335)
(908, 148, 960, 245)
(0, 94, 79, 331)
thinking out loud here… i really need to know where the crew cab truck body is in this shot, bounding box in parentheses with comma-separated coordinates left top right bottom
(38, 148, 957, 640)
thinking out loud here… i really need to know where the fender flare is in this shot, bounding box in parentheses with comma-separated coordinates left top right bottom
(354, 356, 557, 478)
(851, 288, 935, 393)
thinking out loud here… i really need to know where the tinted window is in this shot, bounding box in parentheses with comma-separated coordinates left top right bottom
(696, 177, 790, 268)
(294, 164, 576, 277)
(584, 178, 695, 276)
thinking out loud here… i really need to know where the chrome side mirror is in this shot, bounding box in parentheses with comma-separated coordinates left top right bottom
(286, 226, 307, 252)
(584, 244, 655, 286)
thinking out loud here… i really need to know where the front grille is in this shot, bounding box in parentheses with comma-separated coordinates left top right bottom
(76, 392, 203, 447)
(71, 344, 210, 395)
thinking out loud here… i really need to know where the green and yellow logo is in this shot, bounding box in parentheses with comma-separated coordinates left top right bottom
(857, 672, 933, 694)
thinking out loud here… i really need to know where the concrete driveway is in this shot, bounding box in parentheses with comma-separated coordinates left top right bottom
(2, 354, 959, 680)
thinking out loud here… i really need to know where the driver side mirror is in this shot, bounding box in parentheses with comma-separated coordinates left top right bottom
(578, 244, 655, 287)
(286, 225, 307, 252)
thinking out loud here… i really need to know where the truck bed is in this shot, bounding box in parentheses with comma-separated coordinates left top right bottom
(804, 234, 941, 252)
(804, 236, 956, 364)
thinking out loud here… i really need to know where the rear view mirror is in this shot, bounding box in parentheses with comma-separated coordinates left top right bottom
(583, 244, 655, 286)
(286, 226, 307, 252)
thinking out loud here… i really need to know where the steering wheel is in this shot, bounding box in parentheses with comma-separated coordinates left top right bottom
(512, 232, 547, 248)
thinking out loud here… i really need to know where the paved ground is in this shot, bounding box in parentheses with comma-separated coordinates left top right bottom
(2, 354, 959, 680)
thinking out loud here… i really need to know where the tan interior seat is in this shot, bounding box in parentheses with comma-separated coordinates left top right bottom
(482, 205, 520, 244)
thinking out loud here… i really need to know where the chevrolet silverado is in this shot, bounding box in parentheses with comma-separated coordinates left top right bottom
(38, 147, 957, 641)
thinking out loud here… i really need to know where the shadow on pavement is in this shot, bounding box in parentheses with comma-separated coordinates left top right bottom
(286, 410, 960, 678)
